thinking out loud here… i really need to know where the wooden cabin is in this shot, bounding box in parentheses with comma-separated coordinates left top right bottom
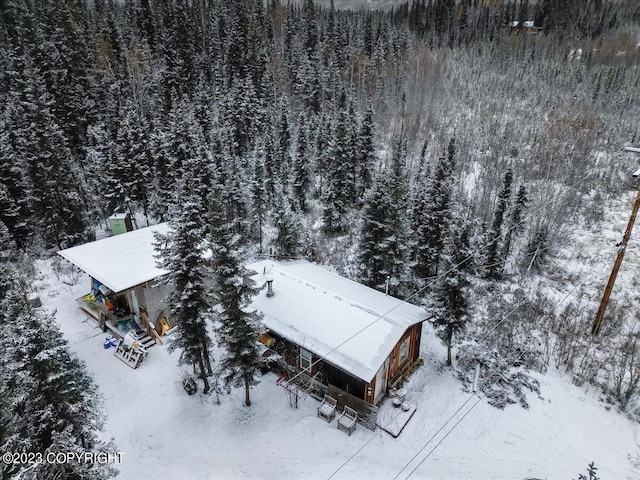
(248, 260, 428, 406)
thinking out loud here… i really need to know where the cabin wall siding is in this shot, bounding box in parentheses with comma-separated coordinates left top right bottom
(266, 322, 423, 404)
(387, 323, 422, 386)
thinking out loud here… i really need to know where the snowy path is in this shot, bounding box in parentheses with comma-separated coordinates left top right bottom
(40, 265, 640, 480)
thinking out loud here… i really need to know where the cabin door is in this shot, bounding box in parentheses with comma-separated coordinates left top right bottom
(374, 358, 389, 404)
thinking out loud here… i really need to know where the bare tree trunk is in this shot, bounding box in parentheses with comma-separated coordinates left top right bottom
(198, 353, 211, 394)
(201, 338, 213, 376)
(446, 329, 452, 366)
(244, 377, 251, 406)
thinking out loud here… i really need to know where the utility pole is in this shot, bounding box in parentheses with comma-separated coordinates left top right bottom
(591, 147, 640, 335)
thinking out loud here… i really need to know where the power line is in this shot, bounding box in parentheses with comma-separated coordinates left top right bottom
(322, 292, 541, 480)
(320, 173, 593, 480)
(283, 172, 593, 390)
(402, 395, 483, 480)
(388, 283, 580, 480)
(391, 395, 478, 480)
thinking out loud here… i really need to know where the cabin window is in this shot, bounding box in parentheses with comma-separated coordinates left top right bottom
(300, 348, 312, 371)
(399, 337, 410, 364)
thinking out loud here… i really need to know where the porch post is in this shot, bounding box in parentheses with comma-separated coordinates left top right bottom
(129, 289, 140, 322)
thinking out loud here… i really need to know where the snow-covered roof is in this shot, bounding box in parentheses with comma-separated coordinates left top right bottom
(247, 260, 428, 382)
(58, 223, 171, 293)
(109, 212, 130, 220)
(510, 20, 537, 28)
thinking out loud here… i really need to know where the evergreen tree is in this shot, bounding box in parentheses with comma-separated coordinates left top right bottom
(151, 102, 206, 218)
(155, 154, 216, 393)
(263, 136, 277, 198)
(486, 168, 513, 278)
(277, 108, 291, 185)
(321, 93, 353, 234)
(211, 186, 262, 407)
(502, 183, 528, 267)
(0, 391, 6, 447)
(411, 138, 457, 280)
(101, 103, 154, 224)
(357, 173, 406, 295)
(0, 289, 117, 480)
(0, 112, 31, 248)
(8, 58, 88, 248)
(250, 151, 267, 253)
(158, 0, 197, 108)
(356, 101, 375, 200)
(216, 144, 251, 241)
(272, 194, 302, 257)
(433, 225, 471, 366)
(115, 105, 154, 223)
(293, 125, 310, 213)
(0, 220, 19, 301)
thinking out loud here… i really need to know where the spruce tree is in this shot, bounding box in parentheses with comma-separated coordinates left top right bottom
(155, 153, 216, 393)
(411, 138, 457, 280)
(211, 185, 262, 407)
(293, 125, 310, 213)
(263, 136, 277, 198)
(486, 168, 513, 278)
(0, 289, 117, 480)
(272, 194, 302, 258)
(433, 226, 471, 366)
(356, 101, 375, 200)
(0, 220, 19, 300)
(0, 113, 31, 248)
(8, 58, 88, 248)
(114, 104, 154, 223)
(357, 173, 406, 295)
(321, 93, 353, 234)
(277, 109, 291, 185)
(250, 151, 267, 253)
(502, 183, 528, 267)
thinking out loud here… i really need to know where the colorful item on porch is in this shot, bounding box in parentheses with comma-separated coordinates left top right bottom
(159, 318, 171, 336)
(82, 293, 96, 303)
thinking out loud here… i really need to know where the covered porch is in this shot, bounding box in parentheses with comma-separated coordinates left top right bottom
(58, 223, 174, 350)
(75, 283, 164, 348)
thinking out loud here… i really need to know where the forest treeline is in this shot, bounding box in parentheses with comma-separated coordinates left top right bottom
(1, 1, 640, 475)
(1, 0, 639, 253)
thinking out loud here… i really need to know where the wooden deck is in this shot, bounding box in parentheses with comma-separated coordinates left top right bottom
(328, 385, 378, 431)
(76, 295, 156, 349)
(376, 394, 417, 437)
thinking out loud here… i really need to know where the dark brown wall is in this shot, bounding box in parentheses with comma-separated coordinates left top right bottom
(266, 322, 424, 404)
(387, 323, 423, 386)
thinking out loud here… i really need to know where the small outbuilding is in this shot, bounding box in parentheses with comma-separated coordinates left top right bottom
(57, 223, 173, 343)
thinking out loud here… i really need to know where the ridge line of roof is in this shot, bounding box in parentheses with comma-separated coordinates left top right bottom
(268, 260, 427, 326)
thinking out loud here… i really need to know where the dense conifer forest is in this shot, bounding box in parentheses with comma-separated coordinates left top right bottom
(1, 1, 640, 477)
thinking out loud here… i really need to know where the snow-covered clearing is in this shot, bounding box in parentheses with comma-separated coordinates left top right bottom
(35, 262, 639, 480)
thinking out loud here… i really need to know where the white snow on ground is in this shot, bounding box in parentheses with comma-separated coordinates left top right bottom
(36, 262, 640, 480)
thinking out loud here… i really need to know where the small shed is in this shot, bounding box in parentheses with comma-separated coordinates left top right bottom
(108, 213, 134, 236)
(248, 260, 428, 406)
